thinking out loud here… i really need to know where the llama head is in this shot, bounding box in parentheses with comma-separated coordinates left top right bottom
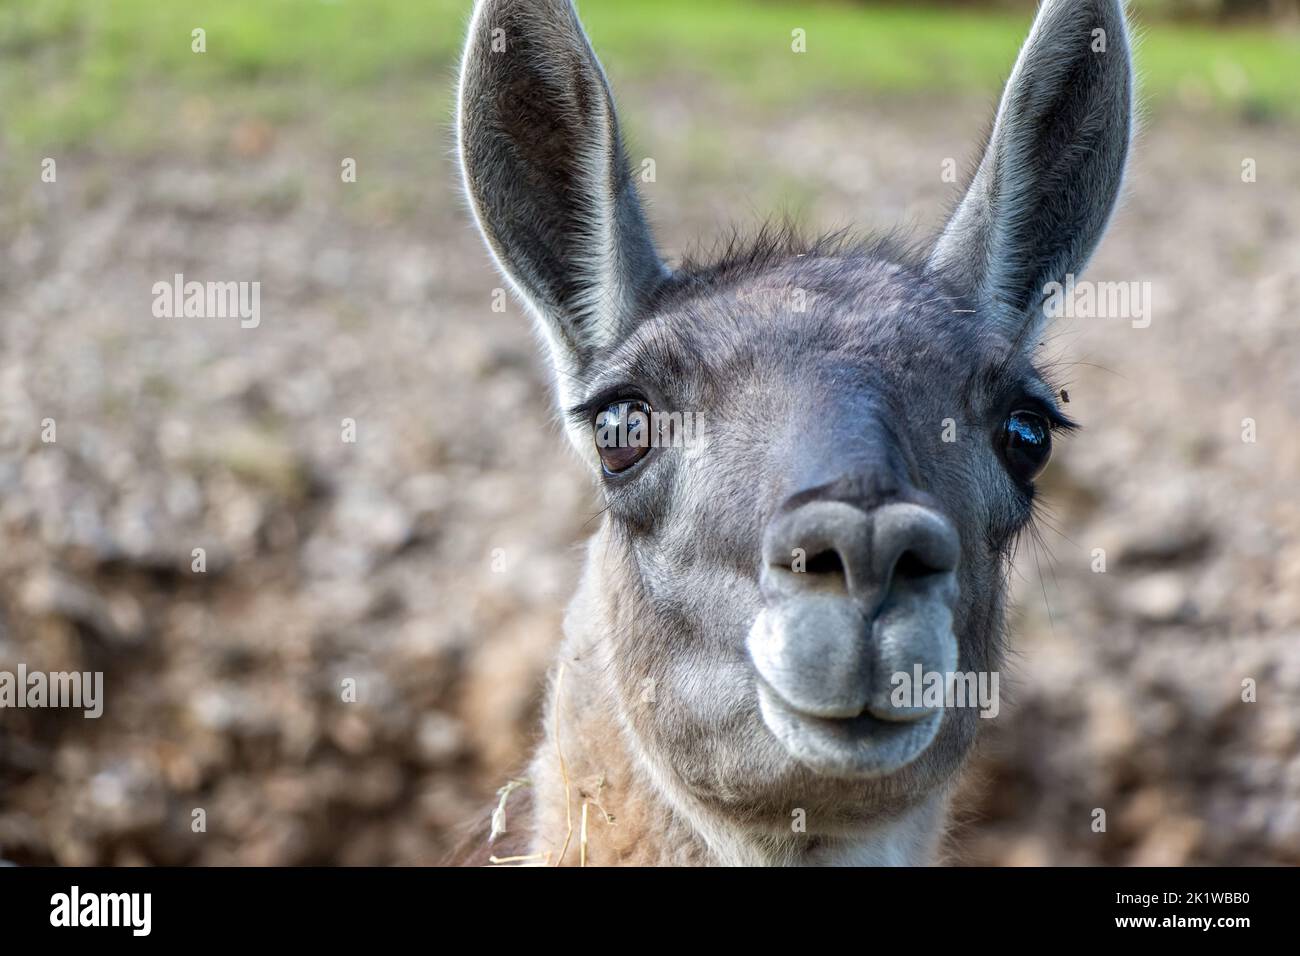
(458, 0, 1132, 830)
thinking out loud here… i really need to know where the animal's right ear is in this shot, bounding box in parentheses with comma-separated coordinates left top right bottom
(457, 0, 667, 391)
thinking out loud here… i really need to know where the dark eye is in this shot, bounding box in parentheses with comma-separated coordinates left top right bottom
(594, 400, 653, 474)
(1001, 410, 1052, 482)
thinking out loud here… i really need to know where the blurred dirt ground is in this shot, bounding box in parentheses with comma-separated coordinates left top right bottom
(1, 78, 1298, 864)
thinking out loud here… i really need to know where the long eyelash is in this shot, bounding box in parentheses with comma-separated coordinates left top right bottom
(566, 385, 649, 427)
(1030, 359, 1086, 434)
(565, 401, 599, 429)
(1010, 393, 1078, 436)
(566, 390, 619, 427)
(1045, 408, 1079, 434)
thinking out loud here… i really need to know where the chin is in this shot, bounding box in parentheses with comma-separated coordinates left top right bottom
(756, 679, 944, 779)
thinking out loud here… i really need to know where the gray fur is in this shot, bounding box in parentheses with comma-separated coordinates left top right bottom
(456, 0, 1132, 865)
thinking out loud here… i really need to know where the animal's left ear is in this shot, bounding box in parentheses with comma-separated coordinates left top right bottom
(928, 0, 1133, 344)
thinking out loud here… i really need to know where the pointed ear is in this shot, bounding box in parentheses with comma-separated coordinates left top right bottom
(457, 0, 667, 390)
(928, 0, 1133, 344)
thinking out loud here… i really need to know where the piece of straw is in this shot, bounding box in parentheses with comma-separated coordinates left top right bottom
(580, 801, 590, 867)
(553, 664, 574, 866)
(489, 778, 530, 844)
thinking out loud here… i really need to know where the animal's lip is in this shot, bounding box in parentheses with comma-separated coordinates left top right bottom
(755, 676, 943, 779)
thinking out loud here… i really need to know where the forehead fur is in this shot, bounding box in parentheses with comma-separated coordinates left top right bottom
(585, 224, 1035, 411)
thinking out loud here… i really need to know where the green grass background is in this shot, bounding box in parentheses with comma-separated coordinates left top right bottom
(1, 0, 1297, 156)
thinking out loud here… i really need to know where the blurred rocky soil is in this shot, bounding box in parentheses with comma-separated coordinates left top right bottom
(0, 91, 1297, 865)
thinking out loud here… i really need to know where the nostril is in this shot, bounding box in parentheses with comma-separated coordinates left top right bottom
(893, 549, 945, 582)
(803, 550, 846, 578)
(871, 504, 961, 587)
(771, 548, 851, 598)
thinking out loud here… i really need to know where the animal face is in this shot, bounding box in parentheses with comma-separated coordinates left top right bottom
(567, 249, 1071, 822)
(458, 0, 1131, 828)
